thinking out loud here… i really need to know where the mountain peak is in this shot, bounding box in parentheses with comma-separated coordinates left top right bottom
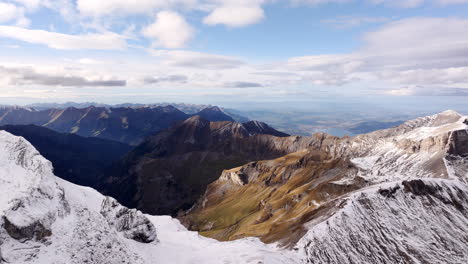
(243, 120, 290, 137)
(182, 115, 210, 127)
(202, 106, 222, 112)
(196, 106, 234, 122)
(440, 109, 460, 115)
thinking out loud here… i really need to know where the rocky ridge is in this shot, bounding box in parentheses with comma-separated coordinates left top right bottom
(183, 110, 468, 250)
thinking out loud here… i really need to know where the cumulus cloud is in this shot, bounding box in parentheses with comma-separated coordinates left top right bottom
(0, 66, 126, 87)
(224, 81, 263, 88)
(142, 11, 194, 49)
(0, 2, 30, 27)
(150, 50, 245, 69)
(11, 0, 42, 10)
(204, 5, 265, 27)
(143, 75, 188, 84)
(285, 17, 468, 89)
(0, 25, 127, 50)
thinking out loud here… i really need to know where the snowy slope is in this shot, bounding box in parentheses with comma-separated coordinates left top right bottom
(346, 110, 468, 182)
(0, 131, 296, 264)
(297, 178, 468, 264)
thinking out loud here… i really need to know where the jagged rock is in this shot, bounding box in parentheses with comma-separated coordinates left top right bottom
(219, 170, 248, 185)
(100, 197, 157, 243)
(3, 215, 51, 241)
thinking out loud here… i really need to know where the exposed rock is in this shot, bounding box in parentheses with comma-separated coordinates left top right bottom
(3, 215, 52, 241)
(100, 197, 157, 243)
(402, 179, 441, 196)
(219, 169, 248, 186)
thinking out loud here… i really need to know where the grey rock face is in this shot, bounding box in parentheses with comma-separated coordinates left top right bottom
(3, 216, 51, 241)
(100, 197, 157, 243)
(2, 187, 70, 242)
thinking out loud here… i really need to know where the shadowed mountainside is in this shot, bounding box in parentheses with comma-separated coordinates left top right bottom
(100, 116, 296, 215)
(0, 124, 132, 187)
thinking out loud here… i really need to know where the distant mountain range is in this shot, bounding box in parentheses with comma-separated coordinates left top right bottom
(0, 104, 249, 145)
(26, 102, 249, 122)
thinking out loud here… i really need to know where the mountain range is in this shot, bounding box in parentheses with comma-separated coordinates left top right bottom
(0, 105, 241, 145)
(0, 110, 467, 263)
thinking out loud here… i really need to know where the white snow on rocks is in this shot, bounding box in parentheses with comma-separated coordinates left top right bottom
(297, 178, 468, 264)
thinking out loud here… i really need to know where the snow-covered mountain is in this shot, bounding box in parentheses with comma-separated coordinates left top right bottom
(0, 131, 295, 263)
(184, 110, 468, 263)
(1, 110, 468, 263)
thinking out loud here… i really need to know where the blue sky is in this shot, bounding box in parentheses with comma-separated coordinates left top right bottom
(0, 0, 468, 106)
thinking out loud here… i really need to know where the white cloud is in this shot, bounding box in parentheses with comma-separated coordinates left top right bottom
(11, 0, 42, 10)
(0, 65, 126, 87)
(361, 18, 468, 69)
(203, 5, 265, 27)
(0, 25, 127, 50)
(76, 0, 198, 17)
(290, 0, 353, 5)
(142, 11, 194, 49)
(383, 85, 468, 96)
(78, 58, 103, 65)
(282, 17, 468, 91)
(149, 50, 245, 69)
(0, 3, 21, 23)
(0, 2, 30, 27)
(369, 0, 425, 8)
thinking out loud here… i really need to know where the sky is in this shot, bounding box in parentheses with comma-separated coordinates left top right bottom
(0, 0, 468, 107)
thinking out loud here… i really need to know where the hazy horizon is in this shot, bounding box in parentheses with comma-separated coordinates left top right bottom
(1, 0, 468, 108)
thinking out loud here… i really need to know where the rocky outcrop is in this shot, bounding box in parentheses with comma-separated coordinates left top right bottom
(0, 131, 70, 243)
(100, 197, 157, 243)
